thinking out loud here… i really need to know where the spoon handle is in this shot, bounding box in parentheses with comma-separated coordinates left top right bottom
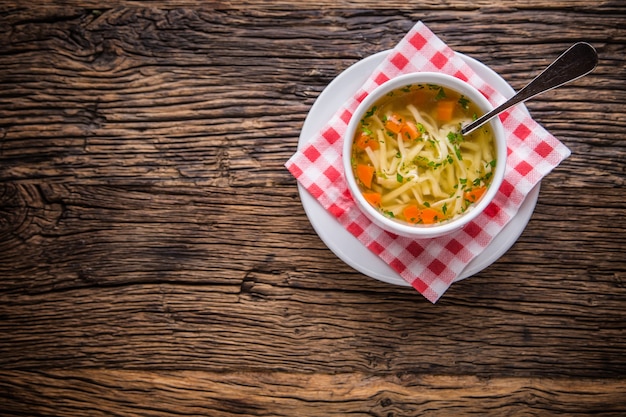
(461, 42, 598, 135)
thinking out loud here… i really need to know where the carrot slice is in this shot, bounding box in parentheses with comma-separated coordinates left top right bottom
(363, 192, 382, 207)
(420, 207, 441, 224)
(384, 113, 403, 134)
(355, 132, 379, 150)
(356, 164, 375, 188)
(464, 186, 487, 203)
(436, 100, 456, 122)
(402, 205, 421, 224)
(400, 121, 420, 141)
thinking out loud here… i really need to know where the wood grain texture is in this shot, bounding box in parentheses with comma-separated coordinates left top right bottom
(2, 370, 626, 417)
(1, 1, 625, 415)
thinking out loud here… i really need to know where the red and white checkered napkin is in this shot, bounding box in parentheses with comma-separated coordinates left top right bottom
(286, 21, 570, 303)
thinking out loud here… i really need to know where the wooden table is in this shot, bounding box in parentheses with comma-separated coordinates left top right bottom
(1, 1, 625, 415)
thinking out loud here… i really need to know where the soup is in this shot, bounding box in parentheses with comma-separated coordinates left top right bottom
(350, 83, 497, 226)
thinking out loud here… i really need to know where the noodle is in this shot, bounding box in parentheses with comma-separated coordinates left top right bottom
(350, 83, 497, 226)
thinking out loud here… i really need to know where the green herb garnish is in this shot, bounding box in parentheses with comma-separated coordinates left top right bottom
(458, 96, 470, 109)
(447, 131, 463, 145)
(364, 106, 377, 118)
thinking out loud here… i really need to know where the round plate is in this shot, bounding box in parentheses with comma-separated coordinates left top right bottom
(297, 50, 540, 286)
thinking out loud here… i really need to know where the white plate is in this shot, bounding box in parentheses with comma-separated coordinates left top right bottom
(297, 50, 540, 287)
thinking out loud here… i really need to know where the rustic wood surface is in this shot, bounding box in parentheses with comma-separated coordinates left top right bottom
(1, 1, 625, 415)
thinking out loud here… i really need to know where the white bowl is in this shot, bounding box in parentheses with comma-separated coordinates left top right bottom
(342, 72, 507, 239)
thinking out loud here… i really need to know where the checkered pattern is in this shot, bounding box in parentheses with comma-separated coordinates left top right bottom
(285, 21, 570, 303)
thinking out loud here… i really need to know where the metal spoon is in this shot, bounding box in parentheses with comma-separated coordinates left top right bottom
(461, 42, 598, 135)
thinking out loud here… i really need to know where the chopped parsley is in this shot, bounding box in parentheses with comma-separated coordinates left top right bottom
(447, 131, 463, 145)
(364, 106, 377, 118)
(458, 95, 470, 109)
(454, 145, 462, 160)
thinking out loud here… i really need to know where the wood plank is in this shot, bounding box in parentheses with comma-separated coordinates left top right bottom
(1, 270, 625, 376)
(1, 370, 625, 416)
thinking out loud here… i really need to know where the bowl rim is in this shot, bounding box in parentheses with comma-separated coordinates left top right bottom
(342, 72, 508, 239)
